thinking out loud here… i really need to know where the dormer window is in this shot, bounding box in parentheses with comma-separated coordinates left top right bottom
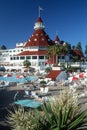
(42, 38, 44, 41)
(34, 38, 37, 41)
(36, 34, 38, 36)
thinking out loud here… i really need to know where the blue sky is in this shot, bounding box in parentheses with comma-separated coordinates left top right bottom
(0, 0, 87, 52)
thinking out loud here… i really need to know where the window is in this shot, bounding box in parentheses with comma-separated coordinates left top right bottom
(62, 56, 65, 59)
(34, 38, 37, 41)
(14, 57, 15, 60)
(32, 56, 37, 59)
(17, 57, 19, 60)
(20, 56, 25, 60)
(58, 56, 60, 59)
(39, 56, 44, 59)
(26, 56, 31, 59)
(39, 46, 46, 50)
(10, 57, 13, 60)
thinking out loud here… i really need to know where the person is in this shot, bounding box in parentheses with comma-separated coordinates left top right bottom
(14, 91, 19, 101)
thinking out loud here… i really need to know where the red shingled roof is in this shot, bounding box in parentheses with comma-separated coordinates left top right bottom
(46, 70, 61, 81)
(36, 17, 43, 23)
(17, 50, 47, 56)
(25, 30, 53, 47)
(71, 49, 82, 57)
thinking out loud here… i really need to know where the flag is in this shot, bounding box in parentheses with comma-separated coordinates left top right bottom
(39, 6, 43, 17)
(39, 6, 43, 11)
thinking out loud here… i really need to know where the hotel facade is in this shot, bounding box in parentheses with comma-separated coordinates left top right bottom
(0, 16, 82, 69)
(0, 16, 65, 66)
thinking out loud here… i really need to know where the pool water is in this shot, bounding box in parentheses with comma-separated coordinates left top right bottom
(14, 99, 41, 108)
(0, 75, 38, 83)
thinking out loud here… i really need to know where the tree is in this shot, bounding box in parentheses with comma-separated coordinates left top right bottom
(46, 43, 69, 65)
(46, 45, 59, 64)
(23, 60, 31, 68)
(76, 42, 83, 56)
(0, 45, 7, 50)
(45, 67, 52, 73)
(72, 45, 76, 50)
(85, 44, 87, 58)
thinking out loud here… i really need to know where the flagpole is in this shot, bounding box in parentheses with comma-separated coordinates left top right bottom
(39, 6, 40, 17)
(38, 6, 43, 17)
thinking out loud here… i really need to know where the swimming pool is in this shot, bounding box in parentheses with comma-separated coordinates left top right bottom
(14, 99, 41, 108)
(0, 75, 38, 83)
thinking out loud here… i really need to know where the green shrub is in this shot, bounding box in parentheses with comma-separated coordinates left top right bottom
(40, 80, 46, 84)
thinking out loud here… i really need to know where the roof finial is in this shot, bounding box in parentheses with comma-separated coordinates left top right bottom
(38, 6, 43, 17)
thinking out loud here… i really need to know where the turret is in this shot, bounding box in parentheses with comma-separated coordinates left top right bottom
(34, 17, 45, 30)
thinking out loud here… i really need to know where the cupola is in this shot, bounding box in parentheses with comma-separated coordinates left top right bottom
(34, 17, 45, 30)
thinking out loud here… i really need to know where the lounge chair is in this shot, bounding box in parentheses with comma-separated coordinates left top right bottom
(40, 87, 49, 94)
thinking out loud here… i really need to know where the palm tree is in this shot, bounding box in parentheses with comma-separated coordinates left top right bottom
(47, 45, 60, 65)
(47, 43, 69, 65)
(51, 45, 59, 64)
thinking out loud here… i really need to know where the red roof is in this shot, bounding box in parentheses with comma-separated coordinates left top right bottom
(71, 49, 82, 57)
(55, 35, 60, 43)
(17, 50, 47, 56)
(36, 17, 43, 23)
(46, 70, 61, 81)
(25, 29, 53, 47)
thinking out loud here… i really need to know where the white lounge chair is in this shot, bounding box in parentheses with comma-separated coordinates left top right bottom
(24, 90, 29, 96)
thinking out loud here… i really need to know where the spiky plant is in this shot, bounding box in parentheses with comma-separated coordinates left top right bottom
(7, 106, 38, 130)
(34, 90, 87, 130)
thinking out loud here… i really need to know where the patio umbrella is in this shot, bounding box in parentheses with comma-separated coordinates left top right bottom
(16, 75, 24, 78)
(4, 74, 12, 77)
(79, 73, 84, 78)
(0, 73, 3, 76)
(72, 76, 78, 81)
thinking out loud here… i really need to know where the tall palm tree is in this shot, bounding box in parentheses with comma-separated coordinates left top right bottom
(46, 43, 69, 65)
(47, 45, 60, 65)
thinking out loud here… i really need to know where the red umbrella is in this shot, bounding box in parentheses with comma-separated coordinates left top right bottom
(4, 74, 12, 77)
(0, 73, 3, 76)
(72, 76, 78, 81)
(79, 73, 84, 78)
(16, 75, 23, 78)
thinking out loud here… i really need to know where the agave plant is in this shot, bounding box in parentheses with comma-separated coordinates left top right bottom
(34, 90, 87, 130)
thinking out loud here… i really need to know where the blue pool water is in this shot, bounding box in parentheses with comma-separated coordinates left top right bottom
(14, 99, 41, 108)
(0, 76, 38, 83)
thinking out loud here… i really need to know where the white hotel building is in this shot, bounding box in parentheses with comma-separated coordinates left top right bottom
(0, 16, 61, 67)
